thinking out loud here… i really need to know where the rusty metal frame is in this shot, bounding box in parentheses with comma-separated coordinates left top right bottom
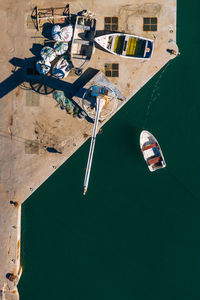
(31, 4, 70, 31)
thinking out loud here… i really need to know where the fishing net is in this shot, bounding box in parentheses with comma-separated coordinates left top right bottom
(73, 106, 80, 116)
(36, 59, 51, 75)
(66, 104, 74, 114)
(52, 25, 62, 41)
(40, 46, 56, 62)
(60, 25, 73, 42)
(52, 25, 73, 42)
(53, 90, 67, 106)
(53, 91, 74, 113)
(52, 58, 72, 79)
(54, 42, 69, 55)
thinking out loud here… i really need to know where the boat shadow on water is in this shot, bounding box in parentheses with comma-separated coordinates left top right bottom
(119, 124, 142, 163)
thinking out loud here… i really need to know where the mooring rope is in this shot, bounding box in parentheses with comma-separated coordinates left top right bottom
(142, 60, 172, 129)
(164, 168, 199, 202)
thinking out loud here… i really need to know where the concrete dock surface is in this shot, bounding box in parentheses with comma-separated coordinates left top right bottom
(0, 0, 177, 298)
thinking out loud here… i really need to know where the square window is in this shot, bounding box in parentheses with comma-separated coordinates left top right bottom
(112, 24, 118, 31)
(151, 25, 157, 31)
(105, 17, 111, 23)
(143, 17, 157, 31)
(105, 64, 119, 77)
(105, 24, 111, 31)
(151, 18, 157, 24)
(112, 71, 119, 77)
(112, 17, 118, 24)
(144, 26, 148, 31)
(144, 17, 150, 24)
(143, 25, 150, 31)
(112, 64, 119, 70)
(104, 16, 118, 31)
(105, 70, 112, 77)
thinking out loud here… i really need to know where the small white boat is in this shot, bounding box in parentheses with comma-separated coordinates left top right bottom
(94, 33, 154, 60)
(140, 130, 166, 172)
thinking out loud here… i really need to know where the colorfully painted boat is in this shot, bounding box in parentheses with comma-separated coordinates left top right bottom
(140, 130, 166, 172)
(94, 33, 154, 59)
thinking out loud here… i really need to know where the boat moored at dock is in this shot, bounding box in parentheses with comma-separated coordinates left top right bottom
(140, 130, 166, 172)
(94, 33, 154, 60)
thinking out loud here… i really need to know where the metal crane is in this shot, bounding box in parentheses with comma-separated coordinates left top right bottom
(83, 96, 105, 195)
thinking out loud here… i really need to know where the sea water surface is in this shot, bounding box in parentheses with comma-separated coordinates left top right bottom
(19, 1, 200, 299)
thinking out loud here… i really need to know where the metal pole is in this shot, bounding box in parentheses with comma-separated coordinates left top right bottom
(83, 97, 105, 195)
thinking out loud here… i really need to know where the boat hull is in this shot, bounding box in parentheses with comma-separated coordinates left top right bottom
(94, 33, 154, 60)
(140, 130, 166, 172)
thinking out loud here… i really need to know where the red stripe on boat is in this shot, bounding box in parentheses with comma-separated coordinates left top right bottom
(142, 143, 157, 151)
(148, 156, 160, 165)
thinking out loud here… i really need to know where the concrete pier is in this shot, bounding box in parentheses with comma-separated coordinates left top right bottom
(0, 0, 177, 298)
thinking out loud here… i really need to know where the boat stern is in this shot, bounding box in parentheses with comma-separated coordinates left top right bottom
(144, 40, 154, 59)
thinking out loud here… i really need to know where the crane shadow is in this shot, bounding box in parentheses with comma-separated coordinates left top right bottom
(0, 56, 99, 100)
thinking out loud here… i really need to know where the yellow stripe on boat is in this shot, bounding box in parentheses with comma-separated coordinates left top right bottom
(126, 38, 137, 56)
(113, 36, 119, 52)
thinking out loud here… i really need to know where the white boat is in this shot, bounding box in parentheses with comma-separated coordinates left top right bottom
(71, 15, 96, 73)
(94, 33, 154, 60)
(140, 130, 166, 172)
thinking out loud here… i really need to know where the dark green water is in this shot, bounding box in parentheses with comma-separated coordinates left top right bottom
(19, 1, 200, 299)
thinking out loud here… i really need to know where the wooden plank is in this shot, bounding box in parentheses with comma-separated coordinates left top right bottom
(37, 15, 68, 20)
(38, 7, 66, 11)
(36, 6, 39, 31)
